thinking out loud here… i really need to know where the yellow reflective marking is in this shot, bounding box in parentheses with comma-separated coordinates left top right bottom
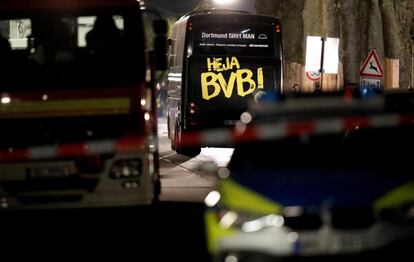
(220, 179, 282, 216)
(205, 210, 235, 254)
(374, 182, 414, 211)
(0, 98, 130, 118)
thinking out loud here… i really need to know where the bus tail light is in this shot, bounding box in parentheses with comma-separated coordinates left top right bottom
(110, 159, 142, 179)
(189, 102, 199, 126)
(189, 102, 198, 115)
(275, 24, 281, 33)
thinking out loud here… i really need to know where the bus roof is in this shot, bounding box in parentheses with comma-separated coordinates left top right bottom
(180, 9, 279, 24)
(183, 8, 250, 17)
(0, 0, 138, 15)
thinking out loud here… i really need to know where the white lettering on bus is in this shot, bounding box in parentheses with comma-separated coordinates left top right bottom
(243, 33, 255, 39)
(229, 33, 242, 39)
(201, 32, 228, 39)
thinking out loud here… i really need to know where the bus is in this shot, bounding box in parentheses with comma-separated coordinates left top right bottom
(0, 0, 167, 209)
(166, 9, 283, 156)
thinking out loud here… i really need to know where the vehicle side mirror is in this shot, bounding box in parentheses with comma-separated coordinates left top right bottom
(153, 19, 168, 71)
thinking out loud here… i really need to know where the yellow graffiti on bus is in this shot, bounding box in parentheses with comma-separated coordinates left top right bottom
(201, 57, 264, 100)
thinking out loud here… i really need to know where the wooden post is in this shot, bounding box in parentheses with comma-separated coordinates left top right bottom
(411, 42, 414, 89)
(384, 58, 400, 89)
(319, 31, 327, 92)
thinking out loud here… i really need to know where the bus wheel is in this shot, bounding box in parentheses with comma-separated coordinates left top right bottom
(175, 126, 201, 157)
(152, 178, 161, 205)
(167, 115, 171, 138)
(174, 123, 182, 153)
(171, 122, 179, 151)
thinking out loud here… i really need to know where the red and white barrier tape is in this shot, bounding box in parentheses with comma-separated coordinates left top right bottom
(0, 136, 145, 162)
(2, 112, 414, 162)
(178, 113, 414, 147)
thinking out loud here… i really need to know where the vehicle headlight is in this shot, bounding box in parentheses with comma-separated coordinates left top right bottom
(240, 214, 284, 233)
(110, 159, 142, 179)
(216, 208, 284, 233)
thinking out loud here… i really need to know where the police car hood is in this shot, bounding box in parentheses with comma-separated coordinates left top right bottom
(230, 167, 412, 209)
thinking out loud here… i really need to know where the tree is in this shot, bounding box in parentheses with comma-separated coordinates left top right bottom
(256, 0, 414, 89)
(339, 0, 364, 84)
(0, 21, 9, 38)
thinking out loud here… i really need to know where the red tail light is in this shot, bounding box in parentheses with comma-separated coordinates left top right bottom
(189, 102, 198, 126)
(275, 24, 281, 33)
(189, 102, 198, 115)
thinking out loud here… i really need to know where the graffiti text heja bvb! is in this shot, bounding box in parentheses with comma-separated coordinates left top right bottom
(201, 57, 264, 100)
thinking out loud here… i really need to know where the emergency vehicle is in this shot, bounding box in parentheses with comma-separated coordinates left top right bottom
(205, 92, 414, 261)
(0, 0, 167, 209)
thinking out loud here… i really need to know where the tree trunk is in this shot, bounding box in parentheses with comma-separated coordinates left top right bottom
(255, 0, 281, 16)
(303, 0, 323, 37)
(321, 0, 340, 37)
(380, 0, 405, 58)
(281, 0, 305, 63)
(393, 0, 414, 88)
(0, 21, 9, 39)
(367, 0, 385, 58)
(380, 0, 409, 87)
(339, 0, 362, 84)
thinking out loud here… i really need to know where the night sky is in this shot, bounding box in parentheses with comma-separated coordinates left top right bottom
(147, 0, 256, 17)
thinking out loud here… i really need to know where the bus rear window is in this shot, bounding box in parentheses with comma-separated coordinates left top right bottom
(193, 23, 275, 57)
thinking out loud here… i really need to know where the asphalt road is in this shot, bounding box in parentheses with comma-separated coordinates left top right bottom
(158, 117, 232, 202)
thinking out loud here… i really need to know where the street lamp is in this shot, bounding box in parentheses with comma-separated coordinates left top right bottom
(213, 0, 237, 5)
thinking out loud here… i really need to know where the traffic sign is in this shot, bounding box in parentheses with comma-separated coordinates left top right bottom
(306, 71, 321, 81)
(360, 78, 381, 89)
(359, 49, 383, 78)
(305, 36, 340, 74)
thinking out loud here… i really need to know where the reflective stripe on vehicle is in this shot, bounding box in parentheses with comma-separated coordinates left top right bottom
(0, 98, 131, 118)
(219, 179, 282, 216)
(374, 182, 414, 212)
(0, 136, 145, 162)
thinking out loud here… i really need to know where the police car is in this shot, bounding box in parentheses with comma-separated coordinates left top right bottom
(205, 91, 414, 261)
